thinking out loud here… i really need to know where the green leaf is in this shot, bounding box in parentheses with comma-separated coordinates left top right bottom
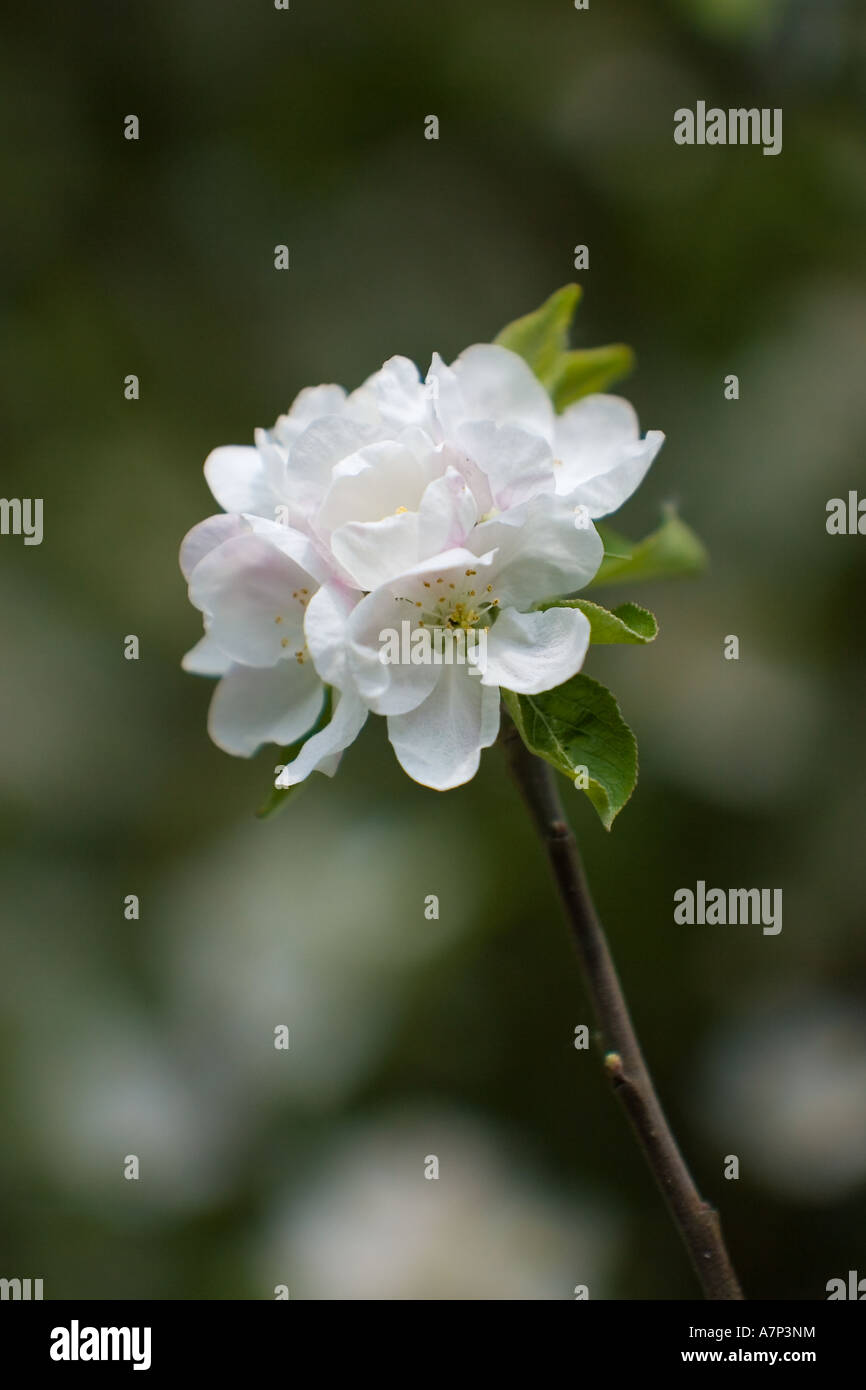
(494, 286, 636, 413)
(542, 598, 658, 644)
(494, 284, 582, 385)
(550, 343, 635, 410)
(255, 688, 332, 820)
(503, 674, 638, 829)
(591, 511, 708, 588)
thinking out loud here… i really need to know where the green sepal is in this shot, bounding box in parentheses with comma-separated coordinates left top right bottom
(256, 687, 333, 819)
(591, 511, 708, 587)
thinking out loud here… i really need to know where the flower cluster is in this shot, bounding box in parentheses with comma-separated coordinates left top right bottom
(181, 343, 663, 790)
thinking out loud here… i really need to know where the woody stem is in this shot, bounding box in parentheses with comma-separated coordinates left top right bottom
(502, 718, 744, 1301)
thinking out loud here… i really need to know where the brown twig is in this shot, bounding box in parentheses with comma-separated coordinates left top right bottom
(502, 720, 743, 1300)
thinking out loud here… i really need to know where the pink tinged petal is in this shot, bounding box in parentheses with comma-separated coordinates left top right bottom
(457, 421, 555, 510)
(188, 534, 314, 667)
(417, 467, 477, 551)
(430, 343, 555, 442)
(473, 493, 603, 608)
(204, 445, 281, 517)
(207, 661, 325, 758)
(386, 665, 501, 791)
(481, 605, 590, 694)
(274, 690, 368, 788)
(181, 632, 234, 676)
(303, 582, 359, 690)
(179, 513, 250, 581)
(439, 441, 495, 517)
(242, 514, 336, 587)
(553, 395, 664, 517)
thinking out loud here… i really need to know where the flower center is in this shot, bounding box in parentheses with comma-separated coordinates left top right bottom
(395, 569, 500, 631)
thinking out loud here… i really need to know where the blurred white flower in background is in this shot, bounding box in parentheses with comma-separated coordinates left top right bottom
(153, 801, 484, 1111)
(15, 1008, 233, 1216)
(3, 858, 235, 1217)
(6, 801, 486, 1218)
(696, 995, 866, 1203)
(250, 1108, 621, 1300)
(630, 632, 824, 812)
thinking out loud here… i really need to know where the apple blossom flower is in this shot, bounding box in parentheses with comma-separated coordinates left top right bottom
(428, 343, 665, 519)
(296, 493, 602, 790)
(181, 331, 662, 791)
(202, 358, 436, 543)
(201, 346, 662, 562)
(180, 511, 364, 762)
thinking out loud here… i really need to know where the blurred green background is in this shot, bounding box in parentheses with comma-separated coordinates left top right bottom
(2, 0, 865, 1299)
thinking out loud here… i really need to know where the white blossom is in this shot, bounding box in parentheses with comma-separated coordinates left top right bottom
(181, 340, 662, 788)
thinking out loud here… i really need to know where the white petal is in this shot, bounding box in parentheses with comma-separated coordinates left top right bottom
(481, 606, 590, 694)
(472, 494, 603, 608)
(394, 425, 446, 477)
(303, 582, 359, 690)
(330, 466, 476, 591)
(189, 534, 313, 667)
(204, 445, 281, 517)
(430, 343, 554, 442)
(387, 665, 501, 790)
(296, 384, 349, 415)
(457, 420, 555, 510)
(242, 513, 336, 587)
(181, 631, 233, 676)
(279, 383, 347, 432)
(340, 381, 385, 425)
(439, 442, 495, 517)
(180, 513, 249, 581)
(553, 395, 664, 517)
(289, 416, 380, 493)
(346, 587, 440, 715)
(368, 355, 431, 431)
(208, 661, 324, 757)
(274, 690, 368, 787)
(331, 511, 423, 591)
(344, 547, 494, 715)
(416, 466, 477, 550)
(316, 441, 427, 534)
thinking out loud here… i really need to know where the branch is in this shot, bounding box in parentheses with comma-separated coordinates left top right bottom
(502, 719, 743, 1301)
